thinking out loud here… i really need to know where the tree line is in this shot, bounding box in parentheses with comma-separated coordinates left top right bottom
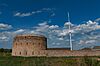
(0, 48, 12, 53)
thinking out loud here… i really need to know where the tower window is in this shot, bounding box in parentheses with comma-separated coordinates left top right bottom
(20, 43, 22, 45)
(25, 36, 26, 38)
(26, 43, 28, 45)
(24, 50, 27, 55)
(39, 43, 40, 45)
(16, 43, 17, 45)
(19, 52, 21, 55)
(32, 51, 34, 55)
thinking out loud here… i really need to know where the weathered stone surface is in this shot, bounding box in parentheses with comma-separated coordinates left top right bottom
(12, 34, 100, 57)
(12, 35, 47, 57)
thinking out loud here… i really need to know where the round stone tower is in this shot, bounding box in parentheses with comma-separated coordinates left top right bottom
(12, 34, 47, 57)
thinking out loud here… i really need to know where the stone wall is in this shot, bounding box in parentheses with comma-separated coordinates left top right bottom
(45, 50, 100, 57)
(12, 35, 100, 57)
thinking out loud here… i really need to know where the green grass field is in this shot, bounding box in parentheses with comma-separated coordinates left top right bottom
(0, 52, 100, 66)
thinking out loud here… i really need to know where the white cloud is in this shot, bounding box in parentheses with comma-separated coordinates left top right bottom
(14, 29, 25, 34)
(85, 40, 96, 44)
(14, 10, 42, 17)
(36, 22, 49, 32)
(38, 22, 47, 26)
(51, 13, 55, 16)
(0, 23, 12, 30)
(1, 19, 100, 49)
(36, 10, 42, 13)
(0, 32, 10, 41)
(14, 12, 32, 17)
(95, 18, 100, 22)
(49, 25, 59, 29)
(64, 22, 73, 26)
(59, 29, 68, 36)
(58, 37, 64, 40)
(34, 20, 100, 49)
(14, 8, 55, 17)
(74, 20, 100, 33)
(0, 36, 7, 40)
(14, 12, 20, 16)
(42, 8, 55, 11)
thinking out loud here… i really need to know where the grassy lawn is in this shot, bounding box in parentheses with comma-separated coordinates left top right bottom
(0, 52, 100, 66)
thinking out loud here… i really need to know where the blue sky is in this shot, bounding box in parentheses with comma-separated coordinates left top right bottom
(0, 0, 100, 50)
(0, 0, 100, 27)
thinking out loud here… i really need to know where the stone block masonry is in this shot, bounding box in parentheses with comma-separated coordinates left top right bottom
(12, 34, 100, 57)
